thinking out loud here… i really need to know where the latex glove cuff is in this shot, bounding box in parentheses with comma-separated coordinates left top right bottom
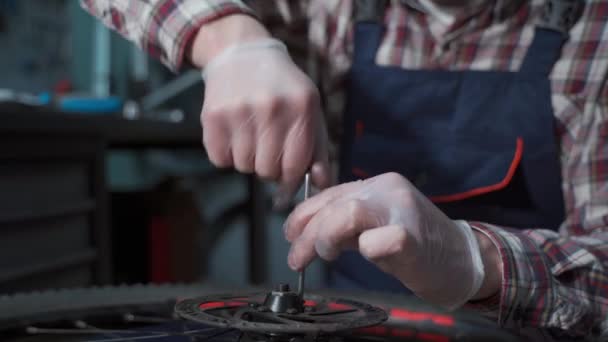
(451, 220, 486, 310)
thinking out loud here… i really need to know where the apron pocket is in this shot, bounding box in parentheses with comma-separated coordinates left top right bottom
(349, 133, 523, 203)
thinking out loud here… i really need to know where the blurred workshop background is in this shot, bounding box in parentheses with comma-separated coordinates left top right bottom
(0, 0, 324, 294)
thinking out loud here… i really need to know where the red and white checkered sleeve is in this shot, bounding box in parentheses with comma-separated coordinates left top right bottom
(465, 219, 608, 339)
(80, 0, 255, 71)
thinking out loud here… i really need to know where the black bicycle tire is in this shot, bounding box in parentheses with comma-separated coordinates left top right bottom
(0, 283, 230, 331)
(0, 284, 522, 342)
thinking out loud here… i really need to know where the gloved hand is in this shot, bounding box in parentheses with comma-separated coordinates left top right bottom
(284, 172, 487, 310)
(201, 37, 331, 205)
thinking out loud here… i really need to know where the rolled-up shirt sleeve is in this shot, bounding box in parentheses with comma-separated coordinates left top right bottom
(465, 94, 608, 340)
(80, 0, 255, 71)
(470, 224, 608, 336)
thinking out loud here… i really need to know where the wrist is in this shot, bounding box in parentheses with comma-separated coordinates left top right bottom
(471, 229, 502, 300)
(188, 14, 271, 68)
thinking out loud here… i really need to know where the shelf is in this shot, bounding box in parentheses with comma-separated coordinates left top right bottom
(0, 200, 96, 225)
(0, 249, 98, 283)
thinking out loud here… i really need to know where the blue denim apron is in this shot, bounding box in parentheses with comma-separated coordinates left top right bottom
(329, 0, 578, 292)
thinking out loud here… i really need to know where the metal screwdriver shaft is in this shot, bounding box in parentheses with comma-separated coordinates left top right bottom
(298, 172, 311, 298)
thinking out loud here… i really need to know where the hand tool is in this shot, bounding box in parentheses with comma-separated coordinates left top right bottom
(297, 172, 311, 298)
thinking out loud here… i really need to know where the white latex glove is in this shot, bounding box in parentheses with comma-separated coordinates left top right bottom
(201, 38, 331, 205)
(284, 172, 486, 310)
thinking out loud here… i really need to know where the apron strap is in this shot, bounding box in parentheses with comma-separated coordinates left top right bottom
(352, 0, 387, 65)
(354, 0, 387, 23)
(519, 0, 584, 75)
(537, 0, 585, 36)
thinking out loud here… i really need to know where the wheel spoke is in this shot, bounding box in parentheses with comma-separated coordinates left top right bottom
(27, 325, 225, 340)
(81, 328, 234, 342)
(74, 320, 128, 341)
(123, 313, 175, 323)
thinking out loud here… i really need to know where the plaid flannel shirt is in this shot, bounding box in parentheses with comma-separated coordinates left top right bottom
(81, 0, 608, 339)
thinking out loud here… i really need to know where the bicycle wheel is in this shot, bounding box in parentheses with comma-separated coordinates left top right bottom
(0, 283, 522, 342)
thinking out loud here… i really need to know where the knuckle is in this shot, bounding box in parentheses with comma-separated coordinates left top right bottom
(285, 212, 304, 241)
(201, 109, 221, 128)
(235, 156, 254, 173)
(233, 144, 254, 170)
(201, 105, 227, 120)
(321, 226, 340, 248)
(229, 102, 250, 116)
(212, 157, 231, 168)
(395, 189, 416, 209)
(284, 225, 295, 242)
(346, 199, 364, 218)
(254, 95, 282, 119)
(234, 107, 253, 124)
(282, 163, 304, 182)
(235, 164, 253, 173)
(206, 102, 249, 120)
(290, 86, 320, 111)
(203, 138, 231, 168)
(382, 172, 408, 187)
(346, 199, 364, 230)
(257, 164, 280, 180)
(392, 228, 408, 253)
(207, 149, 231, 168)
(291, 124, 314, 145)
(315, 232, 340, 261)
